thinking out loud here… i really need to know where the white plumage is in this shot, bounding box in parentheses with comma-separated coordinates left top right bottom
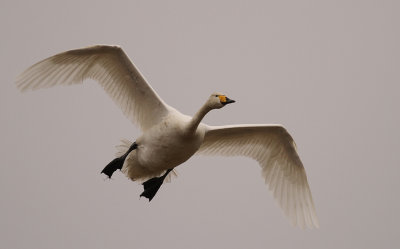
(16, 45, 319, 229)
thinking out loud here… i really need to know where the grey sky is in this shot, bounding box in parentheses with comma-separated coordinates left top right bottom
(1, 0, 399, 248)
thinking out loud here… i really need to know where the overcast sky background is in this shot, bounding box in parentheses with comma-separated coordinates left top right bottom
(1, 0, 399, 248)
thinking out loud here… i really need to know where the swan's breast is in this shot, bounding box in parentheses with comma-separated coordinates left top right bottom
(136, 112, 205, 170)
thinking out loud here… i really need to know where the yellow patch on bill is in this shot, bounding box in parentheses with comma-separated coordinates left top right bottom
(219, 95, 226, 103)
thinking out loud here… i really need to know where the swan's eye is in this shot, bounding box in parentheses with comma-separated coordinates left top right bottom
(215, 95, 219, 97)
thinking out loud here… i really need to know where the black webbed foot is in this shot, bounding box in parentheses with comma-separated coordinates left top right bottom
(101, 157, 124, 178)
(140, 169, 172, 201)
(140, 177, 164, 201)
(101, 142, 138, 178)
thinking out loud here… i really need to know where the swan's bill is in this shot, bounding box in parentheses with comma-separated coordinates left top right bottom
(218, 95, 236, 105)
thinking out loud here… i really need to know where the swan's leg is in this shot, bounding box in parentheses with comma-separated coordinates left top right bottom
(101, 142, 137, 178)
(140, 169, 173, 201)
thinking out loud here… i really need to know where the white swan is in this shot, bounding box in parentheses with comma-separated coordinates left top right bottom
(16, 45, 319, 229)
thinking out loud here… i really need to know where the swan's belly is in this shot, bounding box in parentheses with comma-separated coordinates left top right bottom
(138, 138, 199, 170)
(135, 116, 205, 171)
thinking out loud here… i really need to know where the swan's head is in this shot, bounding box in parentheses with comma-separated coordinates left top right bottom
(207, 93, 235, 109)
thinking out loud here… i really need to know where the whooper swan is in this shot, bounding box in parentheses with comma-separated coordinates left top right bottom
(16, 45, 319, 229)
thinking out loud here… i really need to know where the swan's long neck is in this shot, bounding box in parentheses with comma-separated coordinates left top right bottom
(186, 102, 212, 134)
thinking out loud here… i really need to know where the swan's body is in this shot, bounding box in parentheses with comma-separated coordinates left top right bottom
(16, 45, 319, 229)
(127, 110, 205, 180)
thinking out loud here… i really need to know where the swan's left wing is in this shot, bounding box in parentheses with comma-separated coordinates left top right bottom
(16, 45, 169, 131)
(197, 124, 319, 229)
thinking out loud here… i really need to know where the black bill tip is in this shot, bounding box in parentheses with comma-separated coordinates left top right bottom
(223, 97, 236, 105)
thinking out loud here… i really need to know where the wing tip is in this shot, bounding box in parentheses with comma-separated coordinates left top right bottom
(289, 215, 319, 229)
(15, 75, 31, 92)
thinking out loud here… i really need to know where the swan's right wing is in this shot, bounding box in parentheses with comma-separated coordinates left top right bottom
(16, 45, 169, 131)
(197, 124, 319, 229)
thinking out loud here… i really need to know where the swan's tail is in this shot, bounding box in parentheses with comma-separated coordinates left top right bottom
(115, 139, 133, 157)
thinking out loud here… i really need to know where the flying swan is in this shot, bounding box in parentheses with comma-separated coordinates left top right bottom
(16, 45, 319, 229)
